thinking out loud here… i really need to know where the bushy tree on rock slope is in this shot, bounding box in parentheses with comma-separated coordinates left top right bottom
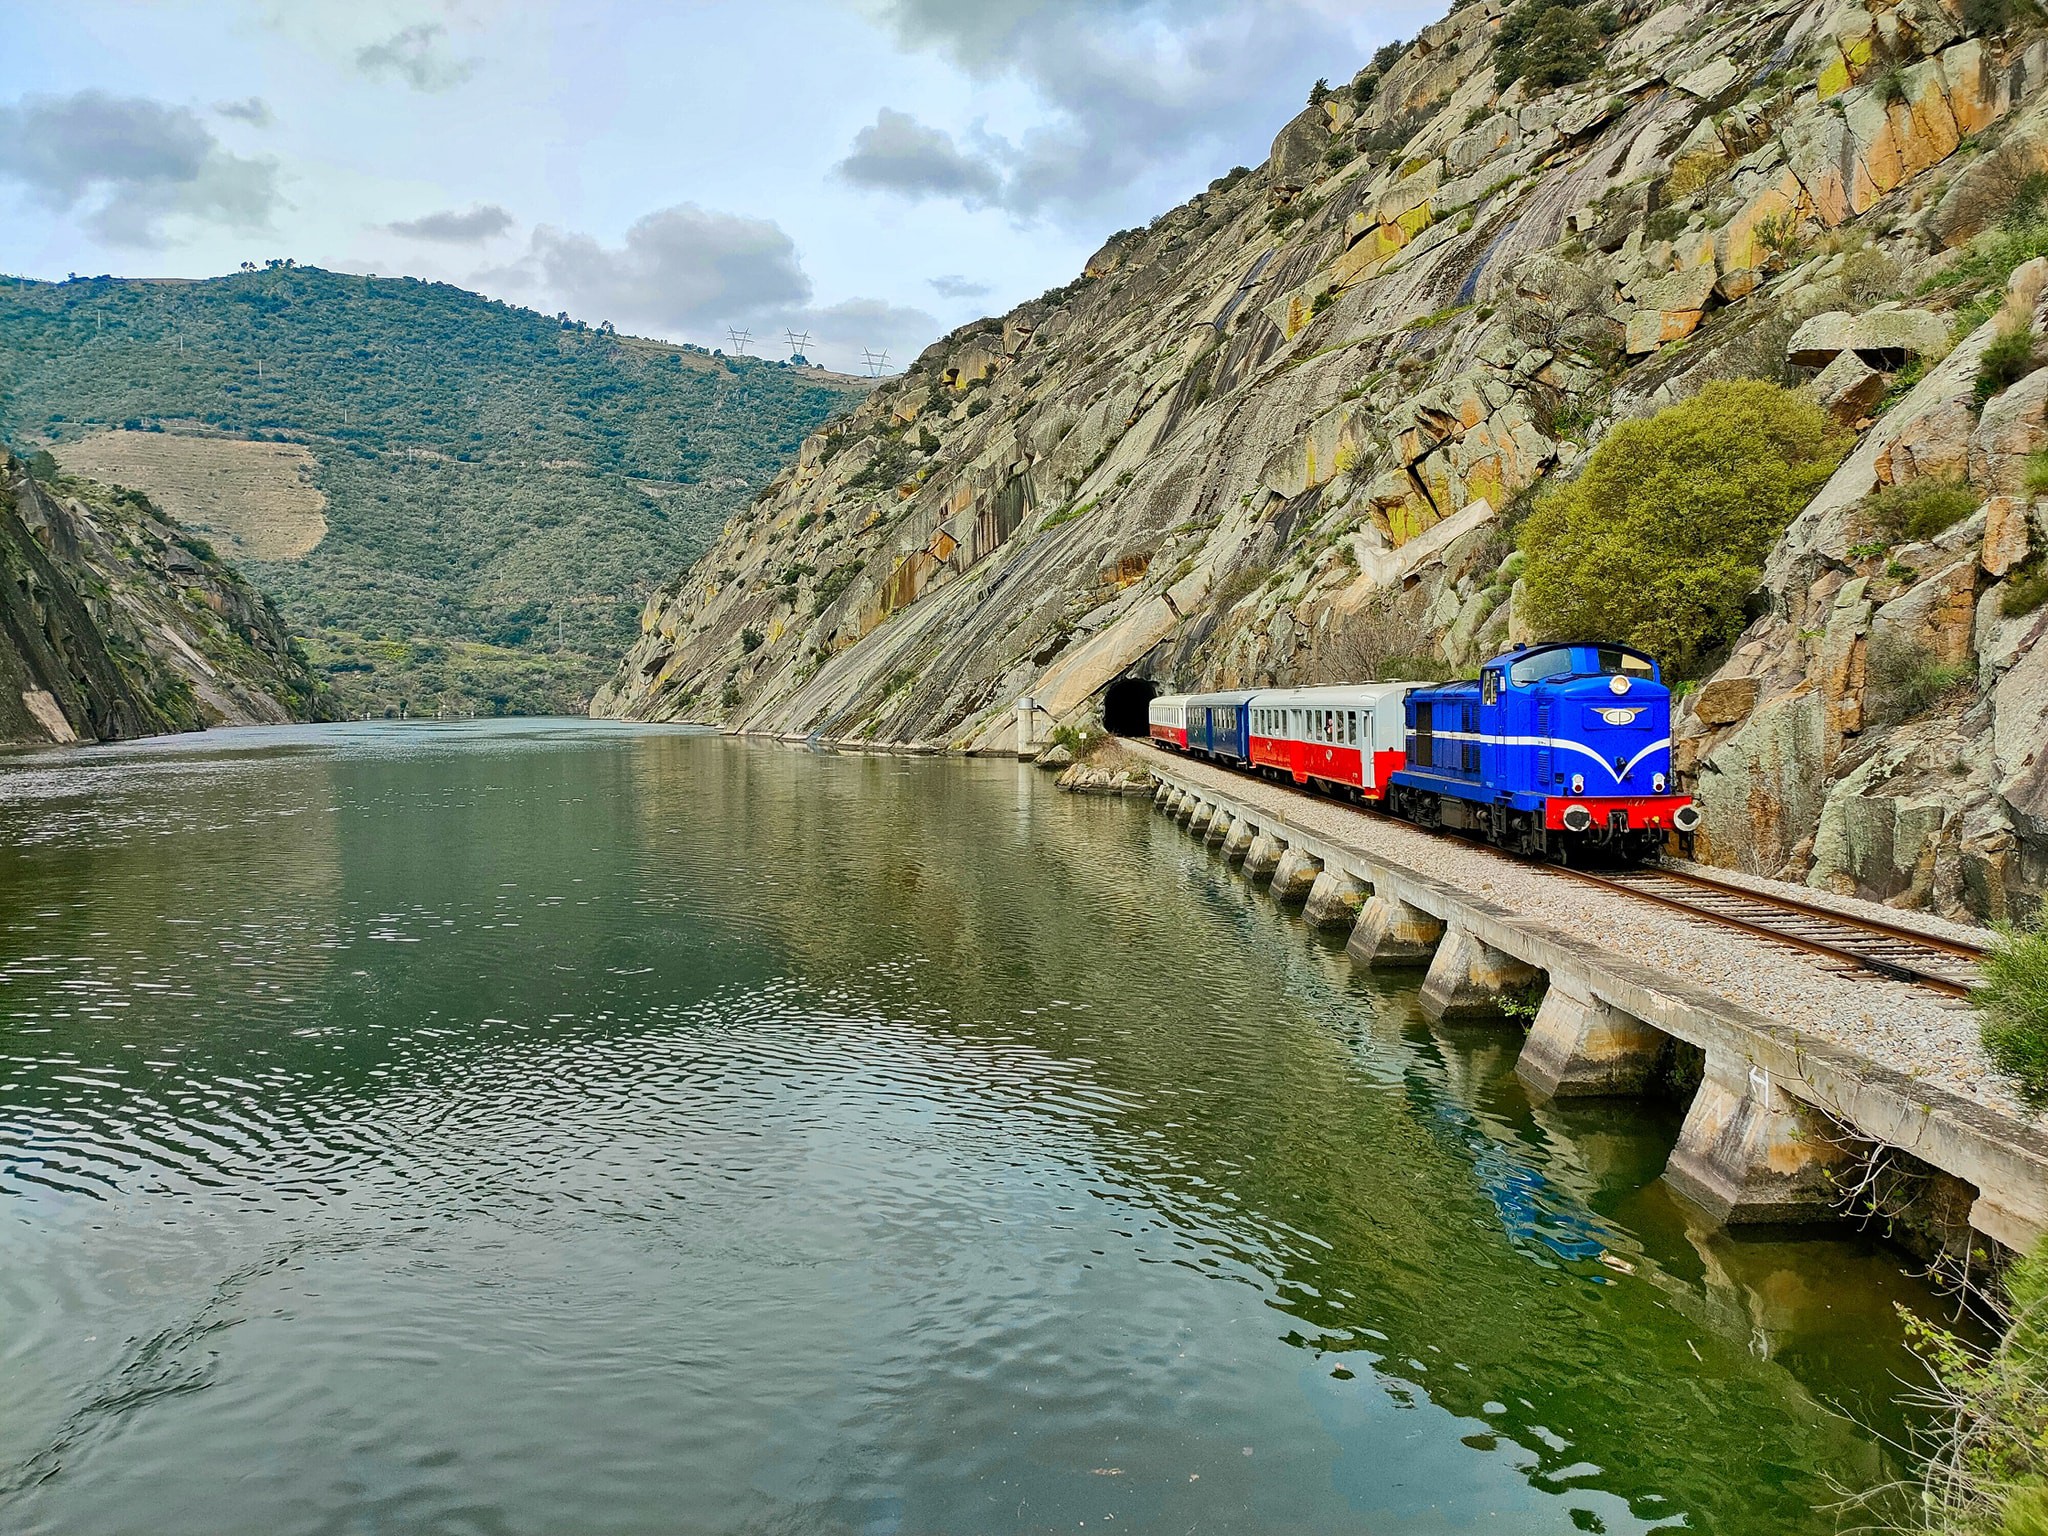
(1518, 382, 1852, 680)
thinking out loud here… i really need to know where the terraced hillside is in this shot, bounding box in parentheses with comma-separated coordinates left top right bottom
(0, 269, 866, 714)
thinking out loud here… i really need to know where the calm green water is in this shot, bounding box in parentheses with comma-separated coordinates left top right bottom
(0, 721, 1945, 1535)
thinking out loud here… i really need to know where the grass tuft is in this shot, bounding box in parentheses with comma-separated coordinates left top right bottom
(1979, 919, 2048, 1106)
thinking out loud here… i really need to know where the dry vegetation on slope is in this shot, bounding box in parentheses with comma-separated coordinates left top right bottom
(57, 430, 329, 561)
(599, 0, 2048, 923)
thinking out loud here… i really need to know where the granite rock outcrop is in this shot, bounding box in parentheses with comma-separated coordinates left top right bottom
(597, 0, 2048, 920)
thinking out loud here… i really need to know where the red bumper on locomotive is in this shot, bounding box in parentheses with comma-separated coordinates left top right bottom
(1543, 795, 1701, 834)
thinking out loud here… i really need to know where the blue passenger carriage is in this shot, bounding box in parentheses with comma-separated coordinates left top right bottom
(1387, 642, 1698, 861)
(1182, 690, 1259, 763)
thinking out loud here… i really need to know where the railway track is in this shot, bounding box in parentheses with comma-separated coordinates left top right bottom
(1554, 863, 1988, 998)
(1144, 748, 1993, 997)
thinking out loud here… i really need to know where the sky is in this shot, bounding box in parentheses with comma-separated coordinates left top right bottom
(0, 0, 1441, 374)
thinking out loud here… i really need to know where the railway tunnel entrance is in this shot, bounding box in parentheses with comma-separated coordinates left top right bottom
(1101, 676, 1157, 737)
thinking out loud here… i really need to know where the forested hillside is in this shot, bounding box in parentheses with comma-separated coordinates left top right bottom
(0, 268, 866, 713)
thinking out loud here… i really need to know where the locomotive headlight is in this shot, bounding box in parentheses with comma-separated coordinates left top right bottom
(1562, 804, 1594, 833)
(1570, 774, 1584, 794)
(1673, 804, 1701, 832)
(1653, 772, 1667, 792)
(1610, 675, 1631, 696)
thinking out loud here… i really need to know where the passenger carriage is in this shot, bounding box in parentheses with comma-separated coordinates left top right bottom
(1387, 641, 1699, 861)
(1181, 690, 1259, 763)
(1246, 684, 1410, 800)
(1146, 694, 1189, 749)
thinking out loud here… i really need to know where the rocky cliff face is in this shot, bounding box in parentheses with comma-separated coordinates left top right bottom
(0, 457, 327, 746)
(597, 0, 2048, 921)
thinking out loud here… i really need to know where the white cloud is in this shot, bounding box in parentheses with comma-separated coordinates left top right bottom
(836, 108, 1002, 205)
(386, 203, 514, 242)
(507, 203, 812, 332)
(0, 90, 279, 248)
(853, 0, 1360, 219)
(214, 96, 274, 127)
(355, 23, 476, 92)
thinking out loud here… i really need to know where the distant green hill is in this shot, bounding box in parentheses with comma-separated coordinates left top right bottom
(0, 267, 867, 714)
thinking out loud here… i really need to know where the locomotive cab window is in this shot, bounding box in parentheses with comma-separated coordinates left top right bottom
(1508, 648, 1573, 686)
(1597, 647, 1655, 679)
(1482, 670, 1499, 706)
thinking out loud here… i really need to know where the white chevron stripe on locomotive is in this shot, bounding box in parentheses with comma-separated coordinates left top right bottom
(1407, 731, 1673, 785)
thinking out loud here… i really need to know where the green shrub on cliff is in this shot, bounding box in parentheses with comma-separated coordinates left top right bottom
(1517, 380, 1850, 678)
(1977, 328, 2045, 406)
(1978, 919, 2048, 1105)
(1866, 479, 1980, 543)
(1495, 0, 1619, 91)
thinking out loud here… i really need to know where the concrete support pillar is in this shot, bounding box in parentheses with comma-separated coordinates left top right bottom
(1302, 869, 1370, 932)
(1162, 788, 1185, 816)
(1663, 1051, 1856, 1225)
(1242, 831, 1286, 883)
(1221, 818, 1256, 865)
(1204, 810, 1233, 848)
(1154, 780, 1176, 808)
(1418, 925, 1544, 1023)
(1345, 894, 1445, 968)
(1187, 801, 1215, 837)
(1269, 846, 1324, 905)
(1177, 794, 1201, 826)
(1015, 695, 1046, 760)
(1516, 979, 1670, 1099)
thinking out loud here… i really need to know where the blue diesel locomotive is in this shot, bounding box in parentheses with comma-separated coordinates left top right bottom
(1386, 641, 1698, 862)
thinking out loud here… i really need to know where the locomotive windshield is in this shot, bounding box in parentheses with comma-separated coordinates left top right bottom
(1507, 644, 1656, 686)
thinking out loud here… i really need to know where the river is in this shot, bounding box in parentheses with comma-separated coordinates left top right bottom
(0, 720, 1950, 1534)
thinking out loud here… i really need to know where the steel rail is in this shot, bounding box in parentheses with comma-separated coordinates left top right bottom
(1629, 863, 1989, 961)
(1540, 864, 1981, 999)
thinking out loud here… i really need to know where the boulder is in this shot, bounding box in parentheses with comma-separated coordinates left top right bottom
(1984, 495, 2033, 578)
(1809, 350, 1887, 427)
(1675, 58, 1741, 99)
(1714, 267, 1760, 303)
(1269, 104, 1330, 181)
(1788, 306, 1948, 369)
(1968, 363, 2048, 496)
(1993, 639, 2048, 833)
(1692, 675, 1762, 728)
(1035, 743, 1074, 770)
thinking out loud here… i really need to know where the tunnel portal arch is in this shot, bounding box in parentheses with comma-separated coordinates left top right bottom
(1101, 676, 1158, 737)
